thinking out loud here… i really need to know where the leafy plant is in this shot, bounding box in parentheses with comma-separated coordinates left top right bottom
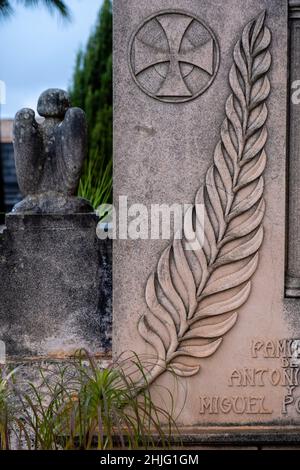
(14, 351, 180, 450)
(64, 352, 180, 449)
(0, 0, 70, 19)
(15, 364, 75, 450)
(0, 366, 18, 449)
(78, 151, 112, 210)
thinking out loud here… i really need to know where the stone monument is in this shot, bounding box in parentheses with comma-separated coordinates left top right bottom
(0, 89, 111, 358)
(113, 0, 300, 444)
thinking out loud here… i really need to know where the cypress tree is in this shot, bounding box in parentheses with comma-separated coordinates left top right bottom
(69, 0, 112, 207)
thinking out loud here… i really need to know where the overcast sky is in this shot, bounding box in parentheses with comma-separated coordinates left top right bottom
(0, 0, 102, 118)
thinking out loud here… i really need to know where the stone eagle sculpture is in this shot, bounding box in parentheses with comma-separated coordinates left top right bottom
(12, 88, 93, 214)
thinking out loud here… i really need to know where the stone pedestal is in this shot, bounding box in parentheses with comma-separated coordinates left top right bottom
(0, 213, 111, 358)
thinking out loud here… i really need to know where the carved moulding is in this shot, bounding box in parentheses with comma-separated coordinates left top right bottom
(138, 11, 272, 385)
(289, 0, 300, 19)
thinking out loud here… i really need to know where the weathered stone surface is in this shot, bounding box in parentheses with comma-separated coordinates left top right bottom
(286, 5, 300, 296)
(37, 88, 70, 118)
(12, 192, 93, 215)
(0, 213, 112, 357)
(113, 0, 295, 432)
(12, 88, 92, 214)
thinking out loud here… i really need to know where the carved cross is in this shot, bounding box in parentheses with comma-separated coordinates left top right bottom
(134, 15, 214, 97)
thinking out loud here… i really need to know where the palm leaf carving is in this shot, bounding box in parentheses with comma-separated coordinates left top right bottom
(138, 11, 272, 384)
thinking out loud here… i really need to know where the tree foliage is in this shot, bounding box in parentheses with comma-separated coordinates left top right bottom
(0, 0, 70, 18)
(69, 0, 112, 207)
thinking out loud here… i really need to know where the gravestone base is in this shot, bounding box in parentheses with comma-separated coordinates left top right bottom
(175, 427, 300, 448)
(0, 212, 112, 359)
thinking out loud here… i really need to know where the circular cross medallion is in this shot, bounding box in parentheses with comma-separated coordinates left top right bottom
(129, 10, 220, 103)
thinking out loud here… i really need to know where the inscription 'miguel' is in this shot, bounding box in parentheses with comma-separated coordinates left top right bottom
(129, 10, 219, 102)
(199, 396, 273, 415)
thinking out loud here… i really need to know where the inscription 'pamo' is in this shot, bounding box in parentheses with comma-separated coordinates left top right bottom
(138, 11, 272, 385)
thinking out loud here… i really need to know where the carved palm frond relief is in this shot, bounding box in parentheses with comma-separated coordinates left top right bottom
(138, 11, 272, 385)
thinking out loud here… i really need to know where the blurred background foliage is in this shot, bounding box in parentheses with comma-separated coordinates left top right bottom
(0, 0, 70, 19)
(69, 0, 112, 208)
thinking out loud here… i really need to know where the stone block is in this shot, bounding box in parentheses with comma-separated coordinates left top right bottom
(0, 213, 111, 357)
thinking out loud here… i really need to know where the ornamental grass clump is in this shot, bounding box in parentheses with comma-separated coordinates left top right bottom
(14, 351, 180, 450)
(0, 366, 18, 450)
